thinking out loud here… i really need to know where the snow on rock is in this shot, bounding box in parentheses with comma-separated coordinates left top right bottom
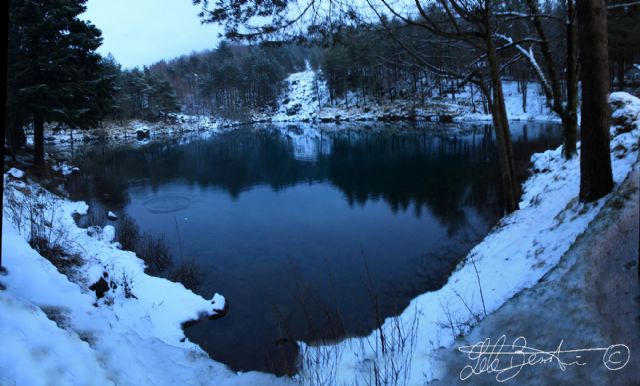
(135, 127, 151, 140)
(102, 225, 116, 242)
(6, 168, 25, 179)
(1, 173, 288, 385)
(299, 93, 640, 385)
(107, 210, 118, 221)
(51, 161, 76, 176)
(610, 91, 640, 134)
(270, 61, 329, 123)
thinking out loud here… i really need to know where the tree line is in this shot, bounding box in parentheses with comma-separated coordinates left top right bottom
(148, 42, 307, 118)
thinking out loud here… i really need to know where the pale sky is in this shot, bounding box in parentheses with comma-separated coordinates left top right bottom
(82, 0, 223, 69)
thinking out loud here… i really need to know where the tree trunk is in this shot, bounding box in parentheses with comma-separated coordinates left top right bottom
(564, 0, 578, 158)
(617, 60, 625, 91)
(521, 77, 528, 113)
(6, 118, 17, 161)
(577, 0, 614, 201)
(487, 37, 519, 213)
(33, 112, 45, 166)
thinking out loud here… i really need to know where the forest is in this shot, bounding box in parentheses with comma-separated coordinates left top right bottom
(7, 1, 639, 132)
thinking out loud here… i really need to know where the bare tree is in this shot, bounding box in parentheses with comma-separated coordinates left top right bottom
(494, 0, 579, 159)
(394, 1, 521, 212)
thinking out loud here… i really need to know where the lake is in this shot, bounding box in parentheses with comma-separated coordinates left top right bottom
(62, 121, 561, 375)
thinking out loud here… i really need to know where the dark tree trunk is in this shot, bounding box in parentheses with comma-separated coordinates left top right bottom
(521, 77, 528, 113)
(617, 60, 625, 91)
(527, 0, 579, 159)
(564, 0, 578, 158)
(5, 118, 17, 161)
(577, 0, 614, 201)
(33, 112, 45, 166)
(487, 36, 519, 213)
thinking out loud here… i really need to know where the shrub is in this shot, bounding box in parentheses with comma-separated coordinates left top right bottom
(116, 213, 140, 251)
(136, 233, 173, 275)
(170, 259, 203, 292)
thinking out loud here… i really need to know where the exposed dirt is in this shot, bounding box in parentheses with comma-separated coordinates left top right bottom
(429, 163, 640, 385)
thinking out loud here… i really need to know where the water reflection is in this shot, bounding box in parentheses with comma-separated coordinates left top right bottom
(62, 121, 561, 375)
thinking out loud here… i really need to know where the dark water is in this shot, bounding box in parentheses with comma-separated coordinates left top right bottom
(62, 122, 561, 375)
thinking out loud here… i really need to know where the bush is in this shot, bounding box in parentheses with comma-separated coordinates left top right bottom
(116, 213, 140, 251)
(136, 233, 173, 275)
(170, 259, 203, 292)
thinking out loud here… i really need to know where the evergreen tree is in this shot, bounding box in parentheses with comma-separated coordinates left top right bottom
(7, 0, 107, 165)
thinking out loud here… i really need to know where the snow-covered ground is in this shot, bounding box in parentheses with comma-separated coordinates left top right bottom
(258, 65, 558, 124)
(297, 92, 639, 385)
(0, 171, 287, 385)
(3, 93, 637, 385)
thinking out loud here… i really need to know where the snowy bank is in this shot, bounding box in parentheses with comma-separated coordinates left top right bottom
(258, 65, 558, 124)
(298, 92, 639, 385)
(0, 172, 287, 385)
(26, 113, 240, 150)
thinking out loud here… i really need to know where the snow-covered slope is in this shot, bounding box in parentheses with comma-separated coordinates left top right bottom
(270, 62, 330, 122)
(298, 93, 640, 385)
(0, 173, 289, 385)
(266, 65, 557, 124)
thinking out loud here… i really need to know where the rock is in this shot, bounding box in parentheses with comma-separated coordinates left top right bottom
(136, 128, 150, 140)
(7, 168, 25, 179)
(106, 211, 118, 221)
(102, 225, 116, 242)
(286, 103, 302, 116)
(87, 226, 103, 238)
(439, 114, 454, 123)
(89, 276, 110, 299)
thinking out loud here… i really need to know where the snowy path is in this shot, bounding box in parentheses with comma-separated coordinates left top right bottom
(430, 163, 640, 385)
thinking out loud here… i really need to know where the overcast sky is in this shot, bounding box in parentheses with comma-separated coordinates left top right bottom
(82, 0, 222, 69)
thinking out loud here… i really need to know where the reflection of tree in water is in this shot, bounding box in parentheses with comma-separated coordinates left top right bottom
(62, 122, 562, 376)
(66, 123, 561, 233)
(325, 127, 501, 235)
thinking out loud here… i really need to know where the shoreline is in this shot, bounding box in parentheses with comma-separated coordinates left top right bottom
(2, 93, 636, 384)
(429, 162, 639, 385)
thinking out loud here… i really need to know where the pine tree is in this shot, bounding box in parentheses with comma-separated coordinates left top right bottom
(7, 0, 107, 165)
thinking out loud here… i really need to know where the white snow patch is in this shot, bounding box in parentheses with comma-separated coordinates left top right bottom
(7, 168, 25, 179)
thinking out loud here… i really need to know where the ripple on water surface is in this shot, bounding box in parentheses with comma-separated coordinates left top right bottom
(143, 196, 192, 214)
